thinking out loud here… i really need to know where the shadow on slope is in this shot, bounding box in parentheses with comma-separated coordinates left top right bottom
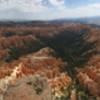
(37, 27, 97, 77)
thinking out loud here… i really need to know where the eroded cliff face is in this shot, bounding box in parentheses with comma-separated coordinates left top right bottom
(0, 47, 72, 100)
(0, 23, 100, 100)
(77, 55, 100, 97)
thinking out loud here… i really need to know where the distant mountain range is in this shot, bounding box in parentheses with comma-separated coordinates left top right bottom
(0, 16, 100, 26)
(51, 16, 100, 25)
(75, 16, 100, 25)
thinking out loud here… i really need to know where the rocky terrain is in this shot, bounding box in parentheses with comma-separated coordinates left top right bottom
(0, 22, 100, 100)
(0, 47, 72, 100)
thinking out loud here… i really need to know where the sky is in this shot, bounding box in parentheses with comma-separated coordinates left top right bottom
(0, 0, 100, 20)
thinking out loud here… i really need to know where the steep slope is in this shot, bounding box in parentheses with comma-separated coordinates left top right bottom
(0, 47, 72, 100)
(0, 23, 100, 99)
